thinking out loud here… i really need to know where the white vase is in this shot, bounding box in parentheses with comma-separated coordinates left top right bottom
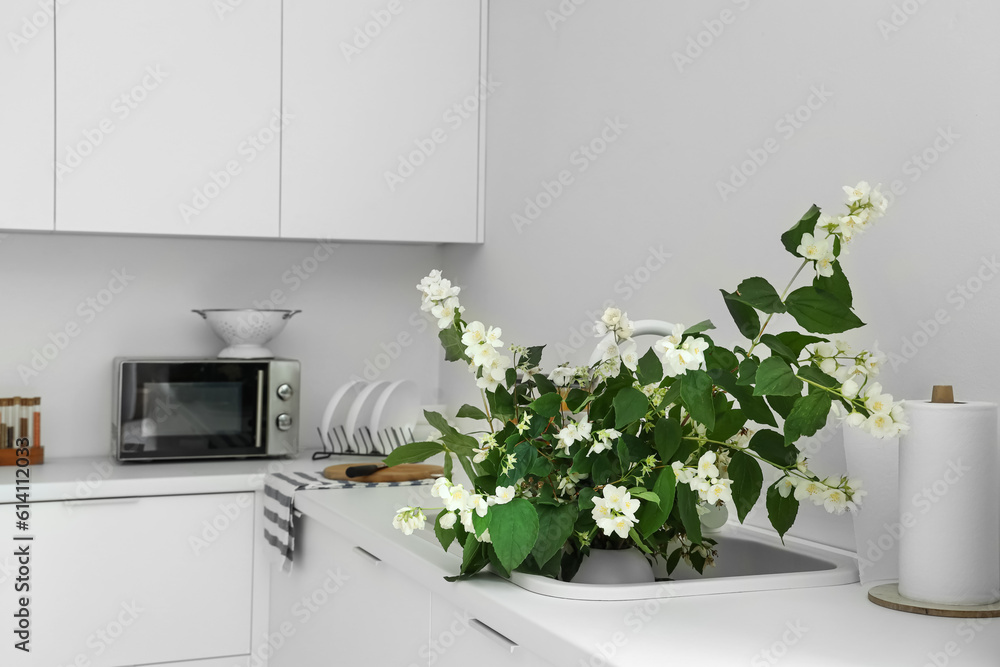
(571, 547, 655, 585)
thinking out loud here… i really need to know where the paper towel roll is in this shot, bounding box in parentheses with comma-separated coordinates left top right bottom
(898, 401, 1000, 605)
(843, 425, 900, 584)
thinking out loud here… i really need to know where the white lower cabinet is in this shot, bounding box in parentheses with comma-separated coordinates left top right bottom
(429, 595, 555, 667)
(268, 515, 555, 667)
(0, 492, 256, 667)
(267, 515, 430, 666)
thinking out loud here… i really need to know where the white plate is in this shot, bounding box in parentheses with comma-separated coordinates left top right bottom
(320, 381, 365, 448)
(344, 381, 390, 451)
(369, 379, 419, 437)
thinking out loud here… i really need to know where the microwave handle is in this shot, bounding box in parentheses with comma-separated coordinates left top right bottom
(255, 369, 265, 449)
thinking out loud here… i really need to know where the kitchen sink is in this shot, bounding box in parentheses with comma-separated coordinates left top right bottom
(414, 519, 858, 600)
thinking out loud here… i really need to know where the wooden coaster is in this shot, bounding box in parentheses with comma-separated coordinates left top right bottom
(868, 583, 1000, 618)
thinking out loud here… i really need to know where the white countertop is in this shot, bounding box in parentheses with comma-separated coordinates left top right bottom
(0, 451, 362, 502)
(293, 483, 1000, 667)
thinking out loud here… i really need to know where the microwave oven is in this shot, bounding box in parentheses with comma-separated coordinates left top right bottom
(113, 357, 300, 461)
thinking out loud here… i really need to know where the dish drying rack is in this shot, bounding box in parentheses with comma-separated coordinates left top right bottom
(313, 424, 416, 460)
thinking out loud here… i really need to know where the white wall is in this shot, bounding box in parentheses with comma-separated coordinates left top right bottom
(0, 231, 444, 458)
(441, 0, 1000, 548)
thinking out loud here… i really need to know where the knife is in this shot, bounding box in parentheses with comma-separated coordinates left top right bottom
(345, 463, 388, 478)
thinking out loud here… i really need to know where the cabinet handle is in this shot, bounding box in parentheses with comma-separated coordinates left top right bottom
(470, 618, 518, 653)
(62, 497, 142, 508)
(352, 546, 382, 565)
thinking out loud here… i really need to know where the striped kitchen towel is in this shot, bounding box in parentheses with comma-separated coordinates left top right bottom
(262, 470, 432, 570)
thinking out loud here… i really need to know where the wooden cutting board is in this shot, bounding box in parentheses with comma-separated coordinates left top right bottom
(322, 463, 443, 483)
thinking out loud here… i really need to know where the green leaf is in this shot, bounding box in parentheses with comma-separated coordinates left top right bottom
(617, 433, 650, 468)
(766, 483, 800, 540)
(767, 395, 798, 419)
(459, 535, 489, 577)
(728, 451, 763, 523)
(783, 392, 833, 445)
(814, 260, 853, 308)
(683, 320, 716, 336)
(753, 357, 804, 397)
(486, 544, 511, 579)
(498, 441, 538, 486)
(637, 468, 676, 537)
(631, 490, 661, 504)
(732, 277, 786, 314)
(423, 410, 478, 454)
(736, 358, 758, 386)
(455, 404, 488, 421)
(654, 417, 681, 463)
(531, 503, 578, 566)
(676, 482, 703, 544)
(774, 331, 827, 359)
(489, 498, 539, 572)
(797, 364, 839, 391)
(382, 440, 444, 466)
(533, 372, 557, 396)
(748, 430, 797, 468)
(728, 384, 778, 428)
(721, 289, 762, 340)
(709, 405, 746, 442)
(680, 369, 715, 431)
(636, 347, 664, 386)
(628, 527, 653, 554)
(705, 346, 739, 375)
(613, 387, 649, 430)
(528, 392, 563, 418)
(784, 286, 864, 335)
(523, 345, 545, 369)
(565, 388, 591, 413)
(471, 508, 491, 537)
(435, 511, 457, 551)
(780, 204, 821, 257)
(759, 334, 800, 366)
(438, 327, 467, 362)
(487, 386, 515, 423)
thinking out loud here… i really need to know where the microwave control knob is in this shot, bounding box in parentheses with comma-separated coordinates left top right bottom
(276, 384, 294, 401)
(276, 414, 293, 431)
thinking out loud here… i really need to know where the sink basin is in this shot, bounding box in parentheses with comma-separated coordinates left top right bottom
(414, 519, 858, 600)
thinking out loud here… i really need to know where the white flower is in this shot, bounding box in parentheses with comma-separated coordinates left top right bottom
(706, 479, 733, 505)
(476, 353, 512, 392)
(820, 358, 838, 375)
(432, 477, 452, 500)
(864, 389, 894, 415)
(793, 479, 826, 505)
(865, 412, 900, 439)
(549, 365, 576, 387)
(841, 378, 860, 399)
(843, 181, 871, 204)
(776, 475, 797, 498)
(485, 326, 503, 347)
(587, 428, 621, 456)
(619, 339, 639, 372)
(492, 485, 516, 505)
(822, 487, 852, 515)
(443, 484, 470, 512)
(672, 461, 696, 484)
(516, 413, 532, 435)
(438, 511, 457, 530)
(392, 507, 426, 535)
(461, 321, 486, 352)
(431, 300, 462, 329)
(468, 494, 489, 517)
(697, 451, 720, 480)
(845, 411, 866, 427)
(555, 419, 592, 452)
(557, 472, 587, 496)
(591, 484, 640, 539)
(796, 232, 830, 262)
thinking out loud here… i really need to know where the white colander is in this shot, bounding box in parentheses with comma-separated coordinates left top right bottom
(193, 309, 301, 359)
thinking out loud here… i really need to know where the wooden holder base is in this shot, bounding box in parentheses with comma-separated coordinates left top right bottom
(0, 447, 44, 466)
(868, 583, 1000, 618)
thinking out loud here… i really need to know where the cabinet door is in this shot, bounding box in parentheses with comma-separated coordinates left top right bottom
(0, 493, 254, 667)
(430, 594, 556, 667)
(55, 0, 281, 237)
(268, 515, 430, 666)
(281, 0, 486, 243)
(0, 1, 54, 231)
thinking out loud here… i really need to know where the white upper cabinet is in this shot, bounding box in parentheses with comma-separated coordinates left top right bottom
(0, 1, 54, 231)
(281, 0, 487, 243)
(54, 0, 281, 237)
